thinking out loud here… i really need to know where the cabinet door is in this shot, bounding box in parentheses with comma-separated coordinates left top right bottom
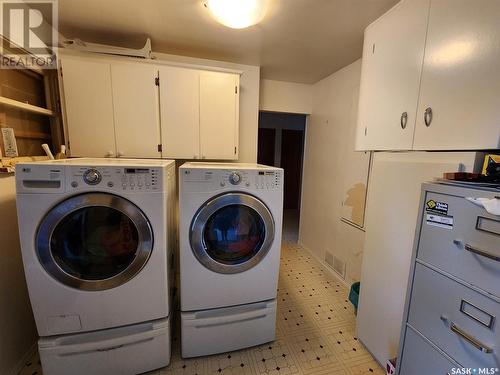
(414, 0, 500, 150)
(60, 57, 116, 157)
(111, 64, 161, 158)
(355, 0, 430, 151)
(199, 71, 239, 160)
(159, 66, 200, 159)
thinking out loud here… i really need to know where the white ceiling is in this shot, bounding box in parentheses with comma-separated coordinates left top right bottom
(57, 0, 398, 83)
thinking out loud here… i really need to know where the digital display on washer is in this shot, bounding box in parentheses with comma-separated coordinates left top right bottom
(125, 168, 150, 174)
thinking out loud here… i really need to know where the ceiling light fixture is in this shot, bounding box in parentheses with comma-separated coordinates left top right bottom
(205, 0, 269, 29)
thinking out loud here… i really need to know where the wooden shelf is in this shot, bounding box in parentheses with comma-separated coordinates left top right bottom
(14, 130, 51, 140)
(0, 96, 54, 117)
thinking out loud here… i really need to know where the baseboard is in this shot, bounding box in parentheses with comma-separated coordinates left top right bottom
(297, 240, 353, 290)
(8, 341, 37, 375)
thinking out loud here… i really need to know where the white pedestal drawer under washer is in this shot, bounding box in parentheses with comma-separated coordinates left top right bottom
(179, 162, 283, 358)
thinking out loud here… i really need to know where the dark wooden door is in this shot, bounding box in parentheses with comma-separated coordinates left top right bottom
(257, 128, 276, 166)
(281, 129, 304, 210)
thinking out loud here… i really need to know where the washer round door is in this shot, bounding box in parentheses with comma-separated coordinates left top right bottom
(36, 193, 153, 291)
(190, 193, 275, 274)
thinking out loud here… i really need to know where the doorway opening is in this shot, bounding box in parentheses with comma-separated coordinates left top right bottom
(257, 112, 307, 243)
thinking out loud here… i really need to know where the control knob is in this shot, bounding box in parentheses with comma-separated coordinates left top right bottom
(83, 169, 102, 185)
(229, 172, 242, 185)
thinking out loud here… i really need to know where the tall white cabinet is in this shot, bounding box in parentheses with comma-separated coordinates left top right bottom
(60, 55, 241, 160)
(356, 152, 479, 366)
(356, 0, 500, 151)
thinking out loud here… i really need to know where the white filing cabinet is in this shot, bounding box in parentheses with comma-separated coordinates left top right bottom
(397, 182, 500, 373)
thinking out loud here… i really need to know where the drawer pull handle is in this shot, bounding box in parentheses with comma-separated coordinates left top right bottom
(450, 323, 493, 353)
(465, 244, 500, 262)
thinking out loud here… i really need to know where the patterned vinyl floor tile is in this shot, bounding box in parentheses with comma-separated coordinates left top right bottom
(250, 340, 300, 375)
(21, 241, 384, 375)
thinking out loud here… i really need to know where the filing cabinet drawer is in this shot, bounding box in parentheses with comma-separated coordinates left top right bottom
(417, 191, 500, 297)
(399, 325, 458, 375)
(408, 263, 499, 369)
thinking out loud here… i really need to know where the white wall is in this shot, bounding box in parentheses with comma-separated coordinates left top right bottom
(260, 79, 313, 115)
(153, 52, 260, 163)
(299, 59, 367, 286)
(0, 175, 37, 375)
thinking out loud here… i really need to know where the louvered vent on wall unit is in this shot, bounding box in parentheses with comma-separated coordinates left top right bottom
(325, 251, 346, 279)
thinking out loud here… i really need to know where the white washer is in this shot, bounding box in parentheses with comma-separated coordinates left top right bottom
(179, 162, 283, 358)
(16, 158, 176, 374)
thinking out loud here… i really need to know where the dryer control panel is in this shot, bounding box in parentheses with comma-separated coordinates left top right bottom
(181, 167, 283, 192)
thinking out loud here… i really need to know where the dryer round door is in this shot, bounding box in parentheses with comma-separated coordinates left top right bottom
(36, 193, 153, 291)
(190, 193, 275, 274)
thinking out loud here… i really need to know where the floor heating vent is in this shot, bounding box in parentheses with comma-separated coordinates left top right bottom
(325, 251, 346, 279)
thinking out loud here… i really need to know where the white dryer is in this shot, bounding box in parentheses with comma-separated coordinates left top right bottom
(16, 158, 176, 374)
(179, 162, 283, 358)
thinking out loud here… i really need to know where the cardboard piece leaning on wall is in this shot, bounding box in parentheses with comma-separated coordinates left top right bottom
(0, 114, 18, 158)
(1, 127, 19, 157)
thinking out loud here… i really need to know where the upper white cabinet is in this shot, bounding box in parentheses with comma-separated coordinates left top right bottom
(413, 0, 500, 150)
(60, 57, 116, 158)
(199, 71, 239, 160)
(159, 66, 200, 159)
(356, 0, 500, 151)
(159, 67, 240, 160)
(111, 63, 161, 158)
(356, 0, 429, 151)
(60, 57, 161, 158)
(60, 55, 241, 160)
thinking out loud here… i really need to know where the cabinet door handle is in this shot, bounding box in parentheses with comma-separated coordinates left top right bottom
(424, 107, 433, 127)
(450, 323, 493, 353)
(400, 112, 408, 129)
(465, 244, 500, 262)
(106, 151, 114, 157)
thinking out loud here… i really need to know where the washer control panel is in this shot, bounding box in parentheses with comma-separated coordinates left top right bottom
(83, 169, 102, 185)
(229, 172, 242, 185)
(69, 167, 162, 191)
